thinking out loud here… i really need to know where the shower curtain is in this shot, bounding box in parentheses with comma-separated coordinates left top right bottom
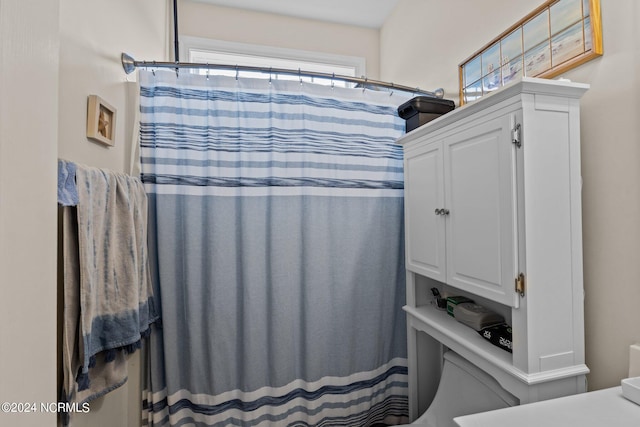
(140, 69, 409, 426)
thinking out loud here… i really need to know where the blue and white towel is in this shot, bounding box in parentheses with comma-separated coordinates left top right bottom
(57, 159, 79, 206)
(61, 162, 159, 410)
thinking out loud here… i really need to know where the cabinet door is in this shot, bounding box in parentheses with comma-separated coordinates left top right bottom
(443, 113, 518, 306)
(404, 142, 446, 282)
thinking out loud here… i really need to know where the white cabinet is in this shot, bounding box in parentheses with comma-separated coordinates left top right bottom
(405, 142, 446, 281)
(405, 112, 517, 306)
(397, 78, 590, 420)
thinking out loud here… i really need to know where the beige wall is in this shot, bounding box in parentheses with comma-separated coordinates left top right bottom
(57, 0, 168, 426)
(58, 0, 169, 171)
(0, 1, 60, 425)
(2, 1, 636, 426)
(381, 0, 538, 104)
(178, 0, 381, 78)
(381, 0, 640, 390)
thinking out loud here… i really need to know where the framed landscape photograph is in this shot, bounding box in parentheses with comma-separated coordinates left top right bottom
(459, 0, 602, 105)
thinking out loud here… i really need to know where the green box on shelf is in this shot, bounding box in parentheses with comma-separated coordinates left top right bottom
(446, 296, 474, 317)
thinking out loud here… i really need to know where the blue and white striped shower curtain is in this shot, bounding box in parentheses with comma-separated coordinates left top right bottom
(139, 69, 409, 426)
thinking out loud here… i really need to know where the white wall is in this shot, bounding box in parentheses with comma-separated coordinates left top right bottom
(178, 0, 381, 79)
(381, 0, 640, 390)
(0, 1, 60, 426)
(57, 0, 169, 426)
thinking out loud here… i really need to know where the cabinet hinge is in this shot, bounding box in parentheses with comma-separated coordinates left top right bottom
(515, 273, 525, 297)
(512, 123, 522, 148)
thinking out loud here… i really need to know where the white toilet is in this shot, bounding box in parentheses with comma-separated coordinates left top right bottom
(397, 351, 519, 427)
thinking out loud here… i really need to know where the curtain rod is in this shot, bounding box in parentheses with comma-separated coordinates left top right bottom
(121, 53, 444, 98)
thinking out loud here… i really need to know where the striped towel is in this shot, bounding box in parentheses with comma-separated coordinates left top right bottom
(61, 163, 159, 410)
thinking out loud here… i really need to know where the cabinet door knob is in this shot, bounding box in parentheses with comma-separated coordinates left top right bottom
(434, 208, 442, 215)
(442, 209, 450, 215)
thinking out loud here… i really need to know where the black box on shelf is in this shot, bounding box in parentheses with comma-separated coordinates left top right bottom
(398, 96, 455, 132)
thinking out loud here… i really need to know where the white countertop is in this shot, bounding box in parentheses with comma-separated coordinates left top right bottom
(455, 386, 640, 427)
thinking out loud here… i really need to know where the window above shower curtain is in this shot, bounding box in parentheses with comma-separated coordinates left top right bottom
(180, 36, 364, 88)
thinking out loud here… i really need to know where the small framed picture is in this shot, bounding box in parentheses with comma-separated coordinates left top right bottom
(87, 95, 117, 146)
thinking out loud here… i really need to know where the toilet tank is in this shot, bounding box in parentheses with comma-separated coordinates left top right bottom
(414, 351, 519, 427)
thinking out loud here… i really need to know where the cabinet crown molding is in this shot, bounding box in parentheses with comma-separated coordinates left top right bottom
(397, 77, 589, 146)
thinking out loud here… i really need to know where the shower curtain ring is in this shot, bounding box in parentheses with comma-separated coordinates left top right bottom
(269, 67, 272, 85)
(206, 64, 209, 80)
(299, 68, 302, 85)
(363, 77, 367, 93)
(389, 83, 394, 96)
(331, 73, 335, 89)
(235, 65, 239, 81)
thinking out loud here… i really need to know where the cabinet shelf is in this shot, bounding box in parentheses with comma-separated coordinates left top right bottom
(404, 303, 589, 389)
(404, 304, 514, 376)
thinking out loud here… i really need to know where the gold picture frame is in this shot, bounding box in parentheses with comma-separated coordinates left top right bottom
(459, 0, 603, 105)
(87, 95, 117, 146)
